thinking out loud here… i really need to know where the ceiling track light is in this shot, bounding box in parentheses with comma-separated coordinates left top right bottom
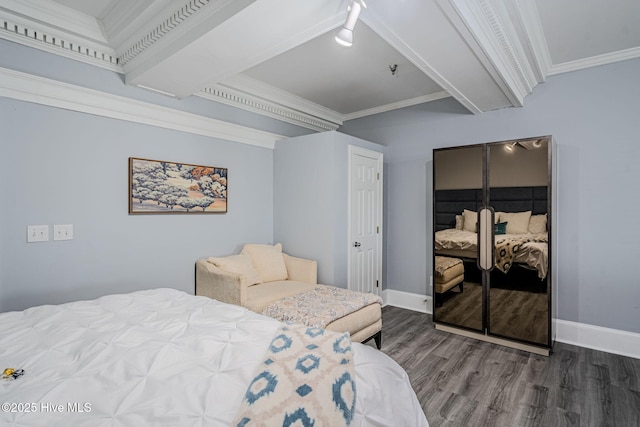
(335, 0, 366, 47)
(504, 142, 517, 152)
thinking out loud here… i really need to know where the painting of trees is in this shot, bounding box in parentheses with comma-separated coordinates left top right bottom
(129, 158, 227, 213)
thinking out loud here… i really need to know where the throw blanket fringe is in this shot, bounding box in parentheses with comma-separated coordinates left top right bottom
(232, 323, 356, 427)
(262, 285, 382, 328)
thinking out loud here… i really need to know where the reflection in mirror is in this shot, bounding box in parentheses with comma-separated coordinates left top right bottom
(488, 137, 549, 345)
(433, 146, 483, 332)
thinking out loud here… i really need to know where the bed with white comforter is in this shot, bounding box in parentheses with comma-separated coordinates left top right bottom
(0, 288, 428, 427)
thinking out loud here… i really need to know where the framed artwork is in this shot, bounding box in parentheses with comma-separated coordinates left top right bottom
(129, 157, 227, 214)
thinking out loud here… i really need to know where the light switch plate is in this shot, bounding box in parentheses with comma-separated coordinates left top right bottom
(53, 224, 73, 241)
(27, 225, 49, 242)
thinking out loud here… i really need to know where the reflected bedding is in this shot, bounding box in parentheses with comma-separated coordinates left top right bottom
(435, 229, 548, 279)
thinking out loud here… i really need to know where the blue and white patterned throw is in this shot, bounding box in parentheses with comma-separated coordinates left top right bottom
(232, 324, 356, 427)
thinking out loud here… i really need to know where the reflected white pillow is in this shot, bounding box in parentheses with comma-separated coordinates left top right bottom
(241, 243, 288, 283)
(455, 215, 463, 230)
(462, 209, 477, 232)
(528, 214, 547, 234)
(208, 254, 262, 286)
(500, 211, 532, 234)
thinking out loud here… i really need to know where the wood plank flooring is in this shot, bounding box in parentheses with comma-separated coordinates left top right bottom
(367, 306, 640, 427)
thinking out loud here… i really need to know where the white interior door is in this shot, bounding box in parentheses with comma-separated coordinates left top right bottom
(348, 146, 383, 295)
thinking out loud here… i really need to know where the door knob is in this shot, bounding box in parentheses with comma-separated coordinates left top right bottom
(354, 242, 361, 247)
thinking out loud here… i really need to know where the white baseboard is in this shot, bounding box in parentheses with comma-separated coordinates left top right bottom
(383, 289, 640, 360)
(555, 319, 640, 360)
(382, 289, 432, 314)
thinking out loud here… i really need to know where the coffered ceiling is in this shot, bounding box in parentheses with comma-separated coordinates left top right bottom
(1, 0, 638, 131)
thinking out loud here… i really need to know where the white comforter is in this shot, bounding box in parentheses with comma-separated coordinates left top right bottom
(0, 289, 428, 427)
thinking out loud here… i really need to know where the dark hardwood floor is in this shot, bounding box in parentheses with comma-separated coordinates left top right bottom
(368, 306, 640, 427)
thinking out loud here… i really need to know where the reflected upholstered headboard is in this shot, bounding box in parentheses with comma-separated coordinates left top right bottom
(434, 186, 547, 231)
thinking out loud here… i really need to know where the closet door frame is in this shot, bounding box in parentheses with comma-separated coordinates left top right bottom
(484, 138, 553, 349)
(431, 143, 485, 333)
(433, 137, 554, 354)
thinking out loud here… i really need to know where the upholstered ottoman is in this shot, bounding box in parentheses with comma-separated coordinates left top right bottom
(434, 256, 464, 306)
(260, 284, 383, 348)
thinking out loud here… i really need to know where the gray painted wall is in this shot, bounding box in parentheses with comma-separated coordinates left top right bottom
(0, 41, 314, 312)
(340, 58, 640, 334)
(0, 98, 275, 311)
(273, 131, 386, 288)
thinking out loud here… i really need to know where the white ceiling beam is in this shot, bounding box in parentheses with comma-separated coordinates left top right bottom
(510, 0, 551, 83)
(124, 0, 347, 99)
(363, 0, 513, 114)
(440, 0, 543, 107)
(120, 0, 256, 85)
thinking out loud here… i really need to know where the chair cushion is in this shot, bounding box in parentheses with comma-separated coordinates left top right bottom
(242, 243, 289, 283)
(245, 280, 315, 312)
(207, 254, 262, 286)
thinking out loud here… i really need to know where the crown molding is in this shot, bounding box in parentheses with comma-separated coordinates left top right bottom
(0, 13, 121, 72)
(548, 46, 640, 76)
(514, 0, 551, 82)
(199, 85, 340, 132)
(0, 0, 108, 43)
(343, 91, 451, 121)
(199, 75, 342, 131)
(2, 0, 456, 130)
(0, 66, 284, 149)
(118, 0, 214, 66)
(443, 0, 542, 107)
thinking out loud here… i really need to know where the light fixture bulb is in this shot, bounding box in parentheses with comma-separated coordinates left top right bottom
(335, 28, 353, 46)
(504, 142, 516, 152)
(335, 1, 362, 47)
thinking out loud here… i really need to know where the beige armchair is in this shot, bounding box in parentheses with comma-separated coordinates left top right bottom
(195, 243, 382, 347)
(195, 252, 317, 312)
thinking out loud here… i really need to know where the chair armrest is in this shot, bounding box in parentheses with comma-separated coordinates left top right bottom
(283, 253, 317, 284)
(195, 258, 249, 306)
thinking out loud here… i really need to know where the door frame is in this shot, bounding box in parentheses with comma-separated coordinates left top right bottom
(347, 145, 383, 295)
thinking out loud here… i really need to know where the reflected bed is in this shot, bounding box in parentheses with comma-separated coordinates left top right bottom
(435, 228, 548, 279)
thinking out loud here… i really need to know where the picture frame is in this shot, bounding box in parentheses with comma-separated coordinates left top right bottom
(129, 157, 227, 214)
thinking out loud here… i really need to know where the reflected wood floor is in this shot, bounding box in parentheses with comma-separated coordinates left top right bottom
(368, 306, 640, 427)
(435, 282, 549, 345)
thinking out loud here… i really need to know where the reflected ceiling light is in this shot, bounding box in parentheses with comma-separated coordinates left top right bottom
(504, 142, 517, 152)
(532, 139, 542, 148)
(335, 1, 366, 47)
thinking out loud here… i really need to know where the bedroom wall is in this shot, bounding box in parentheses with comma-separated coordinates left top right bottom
(0, 41, 313, 312)
(273, 131, 386, 288)
(340, 58, 640, 334)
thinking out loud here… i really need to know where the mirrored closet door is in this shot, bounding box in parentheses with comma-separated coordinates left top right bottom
(433, 136, 555, 354)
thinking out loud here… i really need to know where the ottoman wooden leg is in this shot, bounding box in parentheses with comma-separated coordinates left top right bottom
(374, 331, 382, 349)
(363, 331, 382, 349)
